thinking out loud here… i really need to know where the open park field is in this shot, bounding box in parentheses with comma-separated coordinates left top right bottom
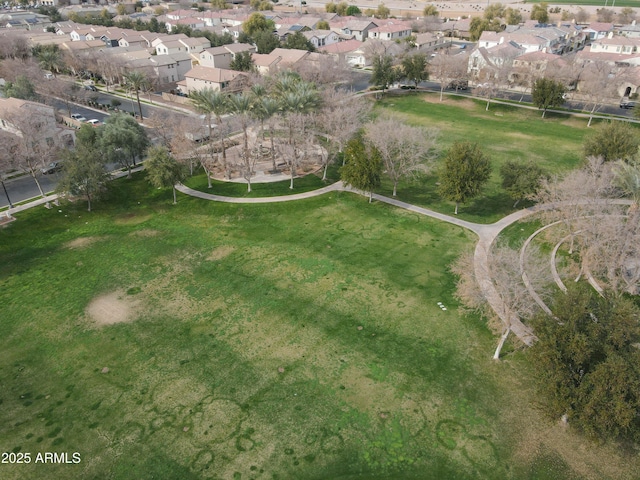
(1, 96, 640, 479)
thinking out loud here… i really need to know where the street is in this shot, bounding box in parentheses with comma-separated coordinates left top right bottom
(1, 171, 60, 209)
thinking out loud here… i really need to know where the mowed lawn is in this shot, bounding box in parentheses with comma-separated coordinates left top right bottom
(1, 175, 638, 480)
(375, 93, 594, 223)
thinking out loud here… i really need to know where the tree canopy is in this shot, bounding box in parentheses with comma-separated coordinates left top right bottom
(500, 160, 549, 207)
(340, 135, 382, 202)
(438, 141, 492, 214)
(370, 54, 396, 94)
(583, 121, 640, 162)
(146, 146, 187, 204)
(532, 77, 565, 118)
(243, 12, 275, 37)
(283, 32, 316, 52)
(2, 75, 37, 101)
(401, 53, 429, 88)
(229, 51, 255, 72)
(531, 286, 640, 442)
(57, 125, 108, 212)
(100, 113, 149, 177)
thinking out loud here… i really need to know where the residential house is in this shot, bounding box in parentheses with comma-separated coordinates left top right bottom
(302, 30, 339, 49)
(468, 41, 526, 79)
(0, 97, 75, 149)
(583, 22, 614, 41)
(198, 43, 255, 69)
(618, 22, 640, 39)
(369, 22, 412, 41)
(181, 65, 248, 94)
(414, 32, 446, 52)
(165, 16, 206, 33)
(331, 18, 378, 42)
(590, 34, 639, 55)
(319, 39, 365, 66)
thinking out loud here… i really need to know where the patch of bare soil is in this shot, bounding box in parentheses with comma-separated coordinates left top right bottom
(421, 94, 477, 110)
(207, 246, 235, 261)
(129, 229, 159, 238)
(65, 236, 103, 249)
(86, 290, 140, 326)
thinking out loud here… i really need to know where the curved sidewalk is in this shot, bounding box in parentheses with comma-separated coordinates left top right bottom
(175, 181, 345, 203)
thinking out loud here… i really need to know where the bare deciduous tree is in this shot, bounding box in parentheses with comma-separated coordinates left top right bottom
(452, 243, 550, 359)
(430, 52, 469, 101)
(317, 88, 371, 179)
(365, 116, 439, 196)
(6, 112, 59, 198)
(577, 62, 625, 127)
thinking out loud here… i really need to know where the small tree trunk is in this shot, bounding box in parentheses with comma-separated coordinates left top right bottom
(513, 199, 520, 208)
(392, 182, 397, 197)
(247, 178, 252, 193)
(31, 174, 45, 198)
(493, 327, 510, 360)
(454, 202, 459, 215)
(369, 190, 373, 203)
(87, 193, 92, 212)
(439, 86, 444, 102)
(322, 160, 328, 181)
(486, 98, 490, 111)
(541, 109, 546, 119)
(136, 92, 144, 121)
(290, 167, 294, 189)
(172, 186, 177, 204)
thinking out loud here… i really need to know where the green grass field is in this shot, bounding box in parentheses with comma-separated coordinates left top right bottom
(374, 93, 594, 223)
(1, 173, 639, 479)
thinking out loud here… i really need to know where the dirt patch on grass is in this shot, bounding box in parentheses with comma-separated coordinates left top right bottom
(421, 94, 477, 110)
(114, 213, 152, 226)
(130, 229, 160, 238)
(207, 246, 235, 261)
(65, 236, 103, 249)
(86, 290, 140, 325)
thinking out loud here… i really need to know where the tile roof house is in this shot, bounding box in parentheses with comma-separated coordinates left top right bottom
(0, 98, 75, 149)
(369, 21, 412, 41)
(198, 43, 256, 69)
(302, 29, 340, 49)
(182, 65, 248, 93)
(591, 34, 639, 55)
(330, 18, 378, 41)
(318, 38, 365, 66)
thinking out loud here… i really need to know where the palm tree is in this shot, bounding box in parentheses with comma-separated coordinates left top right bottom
(278, 83, 321, 189)
(123, 71, 148, 120)
(228, 93, 255, 192)
(190, 88, 230, 181)
(253, 97, 280, 172)
(613, 160, 640, 208)
(37, 48, 64, 77)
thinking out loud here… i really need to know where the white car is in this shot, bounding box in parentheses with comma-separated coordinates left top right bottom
(71, 113, 87, 122)
(86, 119, 102, 126)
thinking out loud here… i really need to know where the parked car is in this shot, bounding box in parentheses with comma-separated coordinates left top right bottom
(71, 113, 87, 122)
(446, 80, 468, 90)
(86, 119, 102, 126)
(84, 85, 97, 91)
(400, 84, 417, 90)
(620, 100, 636, 109)
(41, 161, 62, 175)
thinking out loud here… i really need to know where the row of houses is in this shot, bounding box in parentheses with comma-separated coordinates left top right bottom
(467, 20, 640, 97)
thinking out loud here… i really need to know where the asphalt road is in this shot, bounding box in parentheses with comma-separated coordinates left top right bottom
(1, 171, 60, 209)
